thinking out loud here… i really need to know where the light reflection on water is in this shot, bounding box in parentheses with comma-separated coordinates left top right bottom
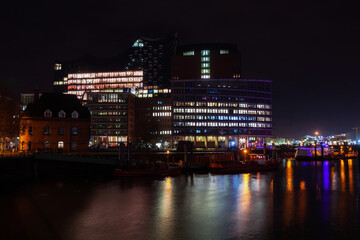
(2, 159, 360, 240)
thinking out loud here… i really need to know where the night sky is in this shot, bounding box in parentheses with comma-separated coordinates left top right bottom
(1, 0, 360, 138)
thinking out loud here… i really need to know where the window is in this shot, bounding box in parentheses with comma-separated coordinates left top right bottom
(183, 51, 194, 56)
(54, 63, 62, 70)
(58, 110, 66, 118)
(27, 141, 32, 150)
(28, 126, 32, 135)
(201, 57, 210, 62)
(44, 126, 50, 135)
(201, 69, 210, 74)
(201, 50, 210, 56)
(220, 50, 229, 54)
(58, 127, 64, 135)
(72, 127, 78, 135)
(43, 141, 50, 149)
(71, 141, 77, 151)
(201, 75, 210, 79)
(44, 109, 52, 118)
(201, 63, 210, 68)
(58, 141, 64, 149)
(71, 111, 79, 118)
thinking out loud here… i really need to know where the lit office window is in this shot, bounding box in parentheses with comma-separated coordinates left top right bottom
(220, 50, 229, 54)
(201, 63, 210, 68)
(201, 50, 210, 56)
(201, 69, 210, 74)
(183, 51, 195, 56)
(201, 57, 210, 62)
(201, 75, 210, 79)
(54, 63, 62, 70)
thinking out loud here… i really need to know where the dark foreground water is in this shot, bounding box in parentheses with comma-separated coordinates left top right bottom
(1, 159, 360, 240)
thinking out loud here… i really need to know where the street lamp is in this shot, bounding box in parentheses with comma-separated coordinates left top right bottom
(243, 149, 247, 161)
(314, 131, 319, 158)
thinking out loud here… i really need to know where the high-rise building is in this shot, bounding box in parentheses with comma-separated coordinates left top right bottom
(128, 34, 178, 88)
(171, 43, 271, 149)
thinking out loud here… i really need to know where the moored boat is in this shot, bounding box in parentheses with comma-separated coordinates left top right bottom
(295, 147, 334, 161)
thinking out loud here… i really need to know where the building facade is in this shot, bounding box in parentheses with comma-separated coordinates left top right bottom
(128, 34, 178, 88)
(65, 70, 143, 100)
(86, 92, 135, 149)
(135, 88, 172, 149)
(53, 34, 177, 92)
(172, 43, 241, 80)
(171, 78, 272, 149)
(19, 93, 90, 152)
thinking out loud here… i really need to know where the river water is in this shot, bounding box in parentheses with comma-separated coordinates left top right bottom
(1, 159, 360, 240)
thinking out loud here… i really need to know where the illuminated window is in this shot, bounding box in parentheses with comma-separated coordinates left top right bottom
(201, 50, 210, 56)
(132, 39, 144, 47)
(58, 141, 64, 149)
(220, 50, 229, 54)
(201, 69, 210, 74)
(201, 57, 210, 62)
(54, 63, 62, 70)
(44, 109, 52, 118)
(248, 110, 257, 115)
(183, 51, 194, 56)
(201, 63, 210, 68)
(71, 111, 79, 119)
(58, 110, 66, 118)
(201, 75, 210, 79)
(239, 103, 248, 108)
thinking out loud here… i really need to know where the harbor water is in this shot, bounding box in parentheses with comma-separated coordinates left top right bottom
(1, 159, 360, 239)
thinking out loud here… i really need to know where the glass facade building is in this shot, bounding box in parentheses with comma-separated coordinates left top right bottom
(171, 78, 272, 149)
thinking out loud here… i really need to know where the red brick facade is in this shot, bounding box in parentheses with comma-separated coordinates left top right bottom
(20, 117, 90, 152)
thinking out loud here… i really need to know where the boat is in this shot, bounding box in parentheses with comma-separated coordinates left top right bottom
(209, 154, 278, 174)
(114, 166, 181, 177)
(295, 146, 334, 161)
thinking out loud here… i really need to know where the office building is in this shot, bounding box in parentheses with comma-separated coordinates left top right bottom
(65, 70, 143, 100)
(86, 92, 135, 149)
(134, 87, 172, 149)
(53, 34, 177, 92)
(172, 78, 272, 149)
(172, 43, 241, 80)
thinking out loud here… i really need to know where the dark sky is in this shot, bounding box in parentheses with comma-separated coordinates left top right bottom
(1, 0, 360, 138)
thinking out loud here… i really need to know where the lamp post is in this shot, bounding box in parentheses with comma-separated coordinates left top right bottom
(314, 131, 319, 159)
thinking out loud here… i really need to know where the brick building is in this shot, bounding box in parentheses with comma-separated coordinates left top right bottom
(19, 93, 90, 152)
